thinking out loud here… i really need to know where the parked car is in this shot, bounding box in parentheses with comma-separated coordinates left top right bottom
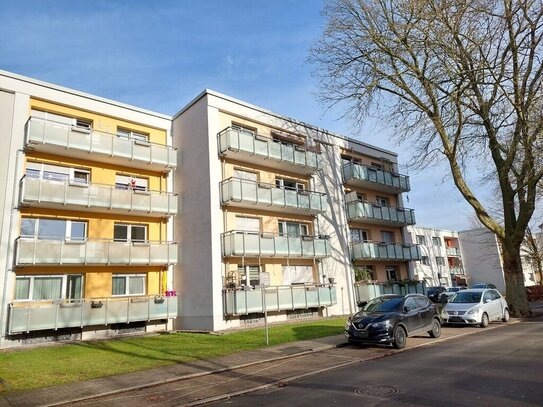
(440, 286, 467, 301)
(441, 288, 509, 327)
(345, 294, 441, 349)
(472, 282, 497, 289)
(426, 286, 447, 302)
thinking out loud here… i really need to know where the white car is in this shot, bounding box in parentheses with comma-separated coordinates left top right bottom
(442, 288, 509, 327)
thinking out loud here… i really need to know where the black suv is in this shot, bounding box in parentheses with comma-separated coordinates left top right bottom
(426, 286, 447, 302)
(345, 294, 441, 349)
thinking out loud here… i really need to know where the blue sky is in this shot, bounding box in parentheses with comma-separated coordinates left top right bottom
(0, 0, 476, 230)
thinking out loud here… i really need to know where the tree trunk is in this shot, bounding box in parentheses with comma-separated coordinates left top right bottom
(502, 242, 532, 317)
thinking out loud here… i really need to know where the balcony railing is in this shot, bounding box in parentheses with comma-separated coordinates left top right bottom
(351, 241, 421, 261)
(218, 127, 321, 175)
(220, 178, 327, 215)
(221, 231, 331, 259)
(341, 162, 410, 193)
(449, 266, 465, 275)
(15, 237, 178, 266)
(346, 200, 415, 226)
(20, 176, 177, 217)
(25, 117, 177, 171)
(7, 295, 178, 334)
(354, 281, 427, 304)
(223, 284, 336, 315)
(446, 247, 461, 256)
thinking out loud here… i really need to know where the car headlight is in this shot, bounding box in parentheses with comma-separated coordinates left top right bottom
(467, 307, 481, 315)
(371, 320, 391, 329)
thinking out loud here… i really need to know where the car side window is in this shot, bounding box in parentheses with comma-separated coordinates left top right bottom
(483, 291, 493, 302)
(404, 298, 417, 312)
(415, 296, 429, 309)
(490, 290, 500, 300)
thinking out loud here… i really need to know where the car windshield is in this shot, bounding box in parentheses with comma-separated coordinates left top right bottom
(360, 297, 403, 312)
(450, 291, 482, 304)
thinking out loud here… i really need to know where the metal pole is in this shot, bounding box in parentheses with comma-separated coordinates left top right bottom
(262, 286, 269, 345)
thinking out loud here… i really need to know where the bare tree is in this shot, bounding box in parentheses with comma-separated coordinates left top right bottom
(310, 0, 543, 316)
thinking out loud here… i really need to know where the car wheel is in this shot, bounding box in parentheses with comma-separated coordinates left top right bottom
(429, 318, 441, 338)
(502, 308, 510, 322)
(392, 325, 407, 349)
(480, 312, 489, 328)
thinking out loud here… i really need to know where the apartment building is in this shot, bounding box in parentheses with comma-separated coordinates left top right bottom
(0, 71, 177, 347)
(408, 226, 466, 287)
(173, 90, 420, 331)
(0, 71, 420, 346)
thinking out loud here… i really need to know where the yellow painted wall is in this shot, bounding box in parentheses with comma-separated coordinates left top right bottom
(345, 186, 399, 207)
(16, 266, 166, 298)
(224, 258, 317, 286)
(30, 99, 168, 145)
(353, 261, 409, 282)
(25, 152, 167, 191)
(19, 208, 167, 241)
(224, 159, 310, 187)
(348, 221, 403, 244)
(225, 208, 314, 235)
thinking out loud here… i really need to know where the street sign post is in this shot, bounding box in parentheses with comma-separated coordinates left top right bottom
(259, 272, 270, 345)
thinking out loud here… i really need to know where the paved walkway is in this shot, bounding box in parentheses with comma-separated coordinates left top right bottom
(2, 302, 542, 407)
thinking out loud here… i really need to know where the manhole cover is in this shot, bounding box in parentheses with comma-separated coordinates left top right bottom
(355, 385, 398, 397)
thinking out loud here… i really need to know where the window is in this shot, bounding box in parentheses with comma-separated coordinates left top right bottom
(356, 192, 367, 201)
(416, 235, 426, 245)
(235, 216, 260, 232)
(386, 266, 398, 281)
(115, 174, 148, 191)
(282, 265, 314, 285)
(14, 275, 82, 301)
(432, 237, 442, 246)
(376, 196, 389, 206)
(112, 274, 146, 296)
(117, 128, 149, 142)
(436, 257, 445, 266)
(237, 265, 260, 287)
(25, 162, 90, 184)
(233, 169, 257, 182)
(20, 218, 87, 241)
(31, 110, 93, 130)
(381, 231, 395, 243)
(350, 228, 369, 242)
(75, 119, 92, 130)
(113, 223, 147, 242)
(422, 256, 430, 265)
(275, 178, 305, 191)
(278, 221, 308, 237)
(404, 297, 418, 312)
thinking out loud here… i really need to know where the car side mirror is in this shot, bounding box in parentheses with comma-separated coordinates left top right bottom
(485, 299, 492, 303)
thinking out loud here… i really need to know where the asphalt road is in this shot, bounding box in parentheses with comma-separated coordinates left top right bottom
(217, 318, 543, 407)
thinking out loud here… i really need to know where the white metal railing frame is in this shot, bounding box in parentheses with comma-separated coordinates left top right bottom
(222, 283, 337, 315)
(219, 177, 327, 213)
(350, 240, 422, 261)
(14, 236, 178, 266)
(7, 295, 178, 334)
(217, 126, 321, 170)
(25, 117, 177, 169)
(19, 174, 177, 216)
(341, 162, 410, 192)
(221, 230, 332, 259)
(345, 199, 415, 225)
(446, 247, 461, 256)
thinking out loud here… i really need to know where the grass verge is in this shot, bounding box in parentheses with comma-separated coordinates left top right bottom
(0, 317, 345, 393)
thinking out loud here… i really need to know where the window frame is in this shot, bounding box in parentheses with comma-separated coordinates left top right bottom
(111, 273, 146, 296)
(14, 274, 83, 301)
(116, 127, 150, 143)
(20, 217, 87, 241)
(113, 223, 148, 242)
(278, 220, 309, 237)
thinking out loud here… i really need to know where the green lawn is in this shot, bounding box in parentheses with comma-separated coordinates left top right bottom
(0, 318, 345, 393)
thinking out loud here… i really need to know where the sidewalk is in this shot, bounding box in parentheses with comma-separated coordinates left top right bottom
(2, 302, 542, 407)
(0, 334, 348, 407)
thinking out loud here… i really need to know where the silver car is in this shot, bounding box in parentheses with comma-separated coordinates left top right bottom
(442, 288, 509, 327)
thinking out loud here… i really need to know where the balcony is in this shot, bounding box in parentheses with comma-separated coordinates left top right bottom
(446, 247, 461, 256)
(218, 127, 321, 175)
(15, 237, 178, 266)
(223, 284, 336, 315)
(25, 117, 177, 172)
(351, 241, 421, 261)
(220, 178, 327, 215)
(342, 162, 410, 193)
(449, 266, 465, 275)
(7, 295, 178, 334)
(20, 176, 177, 217)
(221, 231, 331, 259)
(345, 200, 415, 226)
